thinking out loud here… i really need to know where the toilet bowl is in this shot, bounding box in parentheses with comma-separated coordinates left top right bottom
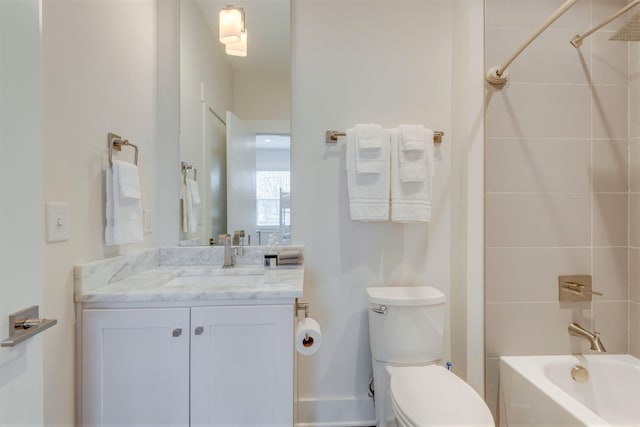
(389, 365, 494, 427)
(366, 286, 494, 427)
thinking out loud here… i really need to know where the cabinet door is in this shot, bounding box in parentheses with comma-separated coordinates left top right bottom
(190, 304, 294, 426)
(82, 308, 190, 427)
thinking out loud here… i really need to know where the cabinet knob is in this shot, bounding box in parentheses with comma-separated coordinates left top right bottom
(194, 326, 204, 335)
(172, 328, 182, 337)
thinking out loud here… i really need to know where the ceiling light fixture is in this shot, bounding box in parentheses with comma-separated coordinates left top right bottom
(219, 5, 244, 45)
(225, 29, 247, 57)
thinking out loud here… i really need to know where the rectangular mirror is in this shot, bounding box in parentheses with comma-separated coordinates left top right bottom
(179, 0, 291, 246)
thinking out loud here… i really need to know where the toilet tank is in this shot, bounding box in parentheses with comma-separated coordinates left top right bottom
(366, 286, 445, 365)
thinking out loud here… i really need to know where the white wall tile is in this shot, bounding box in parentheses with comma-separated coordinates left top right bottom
(592, 140, 629, 193)
(629, 193, 640, 247)
(593, 193, 628, 246)
(485, 358, 500, 421)
(591, 31, 628, 86)
(631, 85, 640, 139)
(631, 141, 640, 192)
(486, 84, 591, 139)
(486, 302, 592, 356)
(592, 0, 629, 30)
(485, 0, 590, 31)
(592, 301, 629, 353)
(486, 138, 590, 193)
(486, 193, 590, 247)
(485, 28, 589, 85)
(486, 247, 590, 303)
(631, 303, 640, 358)
(593, 247, 629, 301)
(592, 85, 628, 140)
(630, 248, 640, 303)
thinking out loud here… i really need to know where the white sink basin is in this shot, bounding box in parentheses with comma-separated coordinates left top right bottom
(162, 268, 265, 290)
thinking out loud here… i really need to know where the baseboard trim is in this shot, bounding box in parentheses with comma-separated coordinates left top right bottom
(296, 397, 375, 427)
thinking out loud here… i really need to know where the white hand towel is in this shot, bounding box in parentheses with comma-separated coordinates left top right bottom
(398, 127, 435, 182)
(186, 178, 200, 233)
(353, 124, 389, 174)
(356, 124, 383, 149)
(115, 160, 141, 199)
(400, 125, 430, 152)
(346, 128, 390, 222)
(105, 162, 143, 245)
(391, 129, 434, 223)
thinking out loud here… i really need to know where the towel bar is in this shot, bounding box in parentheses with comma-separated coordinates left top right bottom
(108, 133, 138, 166)
(181, 161, 197, 182)
(1, 305, 57, 347)
(325, 129, 444, 144)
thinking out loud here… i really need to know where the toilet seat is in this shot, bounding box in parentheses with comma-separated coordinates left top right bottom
(390, 365, 495, 427)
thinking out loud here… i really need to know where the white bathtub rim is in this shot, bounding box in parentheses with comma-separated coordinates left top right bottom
(500, 354, 639, 426)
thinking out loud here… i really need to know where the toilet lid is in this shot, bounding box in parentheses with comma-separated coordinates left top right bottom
(390, 365, 495, 427)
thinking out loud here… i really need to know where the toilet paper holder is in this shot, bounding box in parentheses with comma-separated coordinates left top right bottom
(296, 300, 311, 341)
(296, 300, 310, 318)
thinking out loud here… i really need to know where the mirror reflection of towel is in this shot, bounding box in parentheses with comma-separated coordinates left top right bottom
(183, 178, 200, 234)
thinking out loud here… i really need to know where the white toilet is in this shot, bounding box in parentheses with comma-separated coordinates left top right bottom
(366, 286, 494, 427)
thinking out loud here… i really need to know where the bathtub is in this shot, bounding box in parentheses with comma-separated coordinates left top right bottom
(499, 354, 640, 426)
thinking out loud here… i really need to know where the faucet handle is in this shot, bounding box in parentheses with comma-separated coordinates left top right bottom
(559, 275, 602, 302)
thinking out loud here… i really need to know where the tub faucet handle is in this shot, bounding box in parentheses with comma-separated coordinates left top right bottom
(558, 275, 602, 302)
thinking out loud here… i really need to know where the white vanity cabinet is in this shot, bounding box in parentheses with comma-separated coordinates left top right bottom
(81, 307, 191, 426)
(81, 303, 294, 427)
(190, 305, 294, 426)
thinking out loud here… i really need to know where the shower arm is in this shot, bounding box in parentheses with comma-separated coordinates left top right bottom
(486, 0, 581, 86)
(571, 0, 640, 47)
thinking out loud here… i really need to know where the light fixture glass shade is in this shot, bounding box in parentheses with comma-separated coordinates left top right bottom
(219, 7, 242, 44)
(225, 30, 247, 57)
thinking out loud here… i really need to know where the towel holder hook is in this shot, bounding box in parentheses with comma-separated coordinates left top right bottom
(108, 133, 138, 166)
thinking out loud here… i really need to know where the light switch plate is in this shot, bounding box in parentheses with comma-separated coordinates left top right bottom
(46, 202, 69, 243)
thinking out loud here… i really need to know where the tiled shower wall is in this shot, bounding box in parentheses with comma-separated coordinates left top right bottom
(631, 43, 640, 357)
(484, 0, 633, 417)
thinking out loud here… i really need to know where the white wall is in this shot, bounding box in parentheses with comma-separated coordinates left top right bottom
(234, 68, 291, 120)
(42, 0, 158, 424)
(0, 0, 45, 424)
(291, 1, 456, 423)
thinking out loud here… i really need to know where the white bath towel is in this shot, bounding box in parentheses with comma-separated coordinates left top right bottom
(391, 129, 434, 223)
(346, 128, 390, 221)
(116, 159, 142, 199)
(105, 160, 143, 245)
(354, 124, 387, 174)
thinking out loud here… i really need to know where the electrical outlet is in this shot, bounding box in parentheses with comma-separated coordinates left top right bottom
(143, 209, 153, 234)
(46, 202, 69, 243)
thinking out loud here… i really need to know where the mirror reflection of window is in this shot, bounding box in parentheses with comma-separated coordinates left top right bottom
(255, 134, 291, 244)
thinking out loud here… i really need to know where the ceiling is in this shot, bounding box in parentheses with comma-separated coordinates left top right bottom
(195, 0, 291, 74)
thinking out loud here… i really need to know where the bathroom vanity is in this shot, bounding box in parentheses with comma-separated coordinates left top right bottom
(75, 248, 304, 426)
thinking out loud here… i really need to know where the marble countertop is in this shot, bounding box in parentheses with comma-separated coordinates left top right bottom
(77, 265, 304, 303)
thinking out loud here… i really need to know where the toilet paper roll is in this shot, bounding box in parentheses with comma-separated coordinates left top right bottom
(295, 317, 322, 356)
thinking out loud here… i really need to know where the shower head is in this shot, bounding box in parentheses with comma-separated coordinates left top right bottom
(611, 10, 640, 41)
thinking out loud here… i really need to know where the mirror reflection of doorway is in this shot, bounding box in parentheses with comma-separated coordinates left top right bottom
(207, 107, 227, 243)
(255, 134, 290, 245)
(226, 112, 291, 246)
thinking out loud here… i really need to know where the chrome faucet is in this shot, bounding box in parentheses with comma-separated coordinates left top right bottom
(568, 323, 606, 352)
(222, 234, 233, 268)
